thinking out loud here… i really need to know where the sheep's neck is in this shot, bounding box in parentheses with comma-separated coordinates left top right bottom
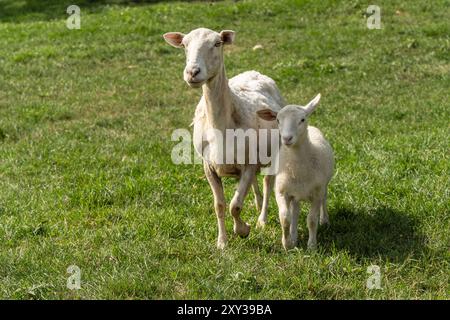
(202, 65, 234, 131)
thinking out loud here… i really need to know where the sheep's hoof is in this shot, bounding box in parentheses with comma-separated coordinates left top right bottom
(217, 238, 227, 250)
(234, 222, 250, 238)
(290, 234, 298, 246)
(256, 219, 266, 229)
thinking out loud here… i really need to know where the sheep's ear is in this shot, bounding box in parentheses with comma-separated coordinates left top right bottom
(304, 93, 321, 115)
(220, 30, 235, 45)
(257, 109, 277, 121)
(163, 32, 185, 48)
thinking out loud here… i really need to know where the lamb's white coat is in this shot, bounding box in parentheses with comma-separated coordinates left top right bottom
(164, 28, 285, 249)
(257, 94, 334, 250)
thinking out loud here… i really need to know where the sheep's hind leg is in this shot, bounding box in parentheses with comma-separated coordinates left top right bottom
(256, 175, 274, 229)
(204, 162, 227, 249)
(251, 177, 263, 212)
(230, 166, 256, 237)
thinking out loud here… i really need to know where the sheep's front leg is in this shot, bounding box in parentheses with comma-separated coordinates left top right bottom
(307, 199, 321, 250)
(276, 192, 294, 250)
(256, 175, 274, 229)
(229, 166, 256, 237)
(204, 162, 227, 249)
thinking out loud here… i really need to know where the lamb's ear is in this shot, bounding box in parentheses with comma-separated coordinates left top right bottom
(304, 93, 321, 115)
(257, 108, 277, 121)
(220, 30, 235, 45)
(163, 32, 185, 48)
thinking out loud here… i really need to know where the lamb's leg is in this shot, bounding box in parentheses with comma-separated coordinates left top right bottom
(256, 175, 274, 229)
(204, 162, 227, 249)
(251, 177, 263, 212)
(289, 200, 300, 247)
(229, 166, 257, 237)
(307, 199, 321, 250)
(276, 192, 294, 250)
(319, 189, 329, 225)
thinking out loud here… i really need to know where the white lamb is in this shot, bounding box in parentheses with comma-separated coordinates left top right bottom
(257, 94, 334, 250)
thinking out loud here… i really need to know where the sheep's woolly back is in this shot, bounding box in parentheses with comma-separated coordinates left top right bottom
(192, 70, 284, 128)
(229, 71, 284, 110)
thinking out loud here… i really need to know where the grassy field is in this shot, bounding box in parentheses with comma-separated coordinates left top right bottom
(0, 0, 449, 299)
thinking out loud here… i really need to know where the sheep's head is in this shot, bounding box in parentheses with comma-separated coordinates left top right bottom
(163, 28, 235, 88)
(257, 94, 321, 147)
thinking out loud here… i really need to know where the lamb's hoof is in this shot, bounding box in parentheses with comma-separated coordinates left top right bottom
(256, 219, 266, 229)
(234, 222, 251, 238)
(282, 237, 295, 251)
(217, 238, 227, 250)
(307, 242, 318, 251)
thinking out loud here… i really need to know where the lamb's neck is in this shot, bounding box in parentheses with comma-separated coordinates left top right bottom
(288, 130, 311, 153)
(202, 66, 234, 131)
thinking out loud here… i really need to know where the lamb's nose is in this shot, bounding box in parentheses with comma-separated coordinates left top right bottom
(189, 67, 201, 78)
(282, 136, 293, 145)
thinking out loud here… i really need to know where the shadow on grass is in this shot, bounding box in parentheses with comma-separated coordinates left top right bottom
(315, 206, 426, 262)
(0, 0, 218, 23)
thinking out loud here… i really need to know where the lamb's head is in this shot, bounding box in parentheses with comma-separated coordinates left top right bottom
(257, 94, 321, 147)
(163, 28, 235, 88)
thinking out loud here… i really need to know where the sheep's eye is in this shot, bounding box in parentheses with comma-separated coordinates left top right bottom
(214, 41, 222, 47)
(301, 118, 305, 123)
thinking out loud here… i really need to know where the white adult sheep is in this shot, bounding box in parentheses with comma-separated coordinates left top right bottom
(163, 28, 285, 249)
(257, 94, 334, 250)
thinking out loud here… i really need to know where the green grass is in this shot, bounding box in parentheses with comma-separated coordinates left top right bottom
(0, 0, 449, 299)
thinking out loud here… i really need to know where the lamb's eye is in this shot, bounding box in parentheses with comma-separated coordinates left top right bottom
(214, 41, 222, 47)
(301, 118, 305, 123)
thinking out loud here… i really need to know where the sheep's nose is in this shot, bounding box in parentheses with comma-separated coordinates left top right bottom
(282, 136, 293, 145)
(188, 67, 201, 78)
